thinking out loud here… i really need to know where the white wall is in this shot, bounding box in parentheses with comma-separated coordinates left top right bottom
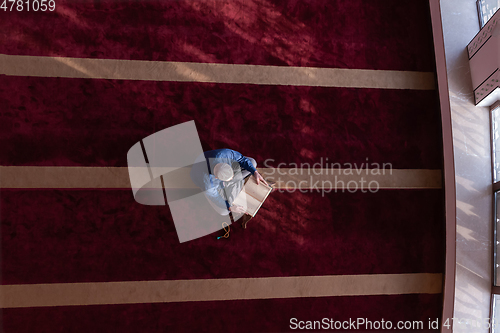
(441, 0, 493, 331)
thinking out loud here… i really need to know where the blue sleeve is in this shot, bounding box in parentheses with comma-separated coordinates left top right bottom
(228, 150, 257, 175)
(202, 176, 230, 212)
(204, 186, 230, 212)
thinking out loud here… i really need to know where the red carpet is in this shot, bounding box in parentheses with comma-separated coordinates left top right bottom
(1, 0, 444, 331)
(3, 294, 442, 333)
(2, 189, 443, 284)
(0, 76, 442, 169)
(1, 0, 435, 71)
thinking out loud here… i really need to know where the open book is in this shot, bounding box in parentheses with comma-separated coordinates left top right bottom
(232, 176, 273, 217)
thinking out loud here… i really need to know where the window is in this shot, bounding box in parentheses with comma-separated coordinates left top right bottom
(495, 192, 500, 286)
(492, 104, 500, 331)
(478, 0, 500, 28)
(492, 107, 500, 182)
(492, 295, 500, 331)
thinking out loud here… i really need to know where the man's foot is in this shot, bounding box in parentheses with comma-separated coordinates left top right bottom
(266, 180, 276, 188)
(265, 180, 277, 193)
(241, 215, 252, 229)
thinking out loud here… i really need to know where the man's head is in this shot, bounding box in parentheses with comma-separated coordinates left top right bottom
(213, 163, 234, 181)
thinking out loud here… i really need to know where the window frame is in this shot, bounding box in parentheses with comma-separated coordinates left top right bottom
(491, 104, 500, 332)
(477, 0, 500, 28)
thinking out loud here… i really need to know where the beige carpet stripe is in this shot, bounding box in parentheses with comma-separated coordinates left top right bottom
(0, 167, 442, 189)
(0, 54, 436, 89)
(0, 273, 442, 308)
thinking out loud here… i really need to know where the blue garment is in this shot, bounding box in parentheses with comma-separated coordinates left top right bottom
(190, 149, 257, 212)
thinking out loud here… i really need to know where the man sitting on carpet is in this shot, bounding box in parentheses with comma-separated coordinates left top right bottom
(189, 148, 268, 221)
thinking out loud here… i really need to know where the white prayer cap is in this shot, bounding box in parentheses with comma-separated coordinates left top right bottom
(213, 163, 234, 181)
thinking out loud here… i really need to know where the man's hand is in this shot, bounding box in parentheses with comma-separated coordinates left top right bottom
(253, 171, 268, 186)
(229, 205, 247, 214)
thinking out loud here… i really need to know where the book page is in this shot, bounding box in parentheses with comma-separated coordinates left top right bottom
(243, 177, 272, 202)
(232, 177, 272, 217)
(243, 193, 261, 216)
(232, 190, 248, 211)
